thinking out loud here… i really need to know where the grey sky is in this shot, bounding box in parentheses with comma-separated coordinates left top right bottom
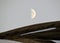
(0, 0, 60, 43)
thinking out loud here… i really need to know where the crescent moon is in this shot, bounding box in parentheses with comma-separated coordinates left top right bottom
(31, 8, 36, 19)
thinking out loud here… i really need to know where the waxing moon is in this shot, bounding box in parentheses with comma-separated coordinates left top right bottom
(31, 8, 36, 19)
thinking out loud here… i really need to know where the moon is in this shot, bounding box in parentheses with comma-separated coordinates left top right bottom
(31, 8, 36, 19)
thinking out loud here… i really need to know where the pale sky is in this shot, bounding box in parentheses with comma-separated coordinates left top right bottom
(0, 0, 60, 43)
